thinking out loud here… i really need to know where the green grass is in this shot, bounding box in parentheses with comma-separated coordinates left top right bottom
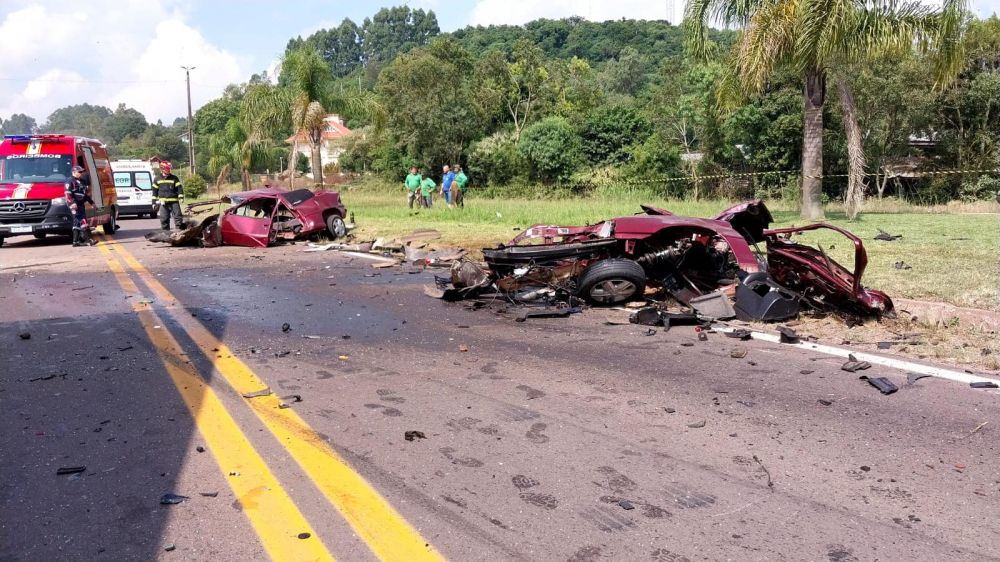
(340, 183, 999, 311)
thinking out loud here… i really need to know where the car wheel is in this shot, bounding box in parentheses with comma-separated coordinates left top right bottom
(576, 259, 647, 305)
(103, 209, 118, 235)
(33, 232, 46, 240)
(326, 214, 347, 239)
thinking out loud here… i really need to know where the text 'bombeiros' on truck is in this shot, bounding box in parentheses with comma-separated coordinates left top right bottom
(0, 134, 118, 247)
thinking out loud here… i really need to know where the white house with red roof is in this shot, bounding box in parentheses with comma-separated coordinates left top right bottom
(285, 114, 352, 177)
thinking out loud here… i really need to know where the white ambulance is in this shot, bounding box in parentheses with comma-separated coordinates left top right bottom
(111, 160, 157, 218)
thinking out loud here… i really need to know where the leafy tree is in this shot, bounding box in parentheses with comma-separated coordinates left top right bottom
(600, 47, 647, 97)
(297, 19, 364, 78)
(546, 57, 603, 125)
(474, 39, 550, 141)
(42, 103, 112, 138)
(687, 0, 968, 219)
(104, 104, 147, 144)
(581, 104, 651, 166)
(362, 6, 440, 65)
(377, 38, 482, 166)
(115, 124, 187, 163)
(518, 116, 581, 183)
(0, 113, 37, 136)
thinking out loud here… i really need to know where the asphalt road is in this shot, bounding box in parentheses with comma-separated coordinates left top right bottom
(1, 218, 998, 562)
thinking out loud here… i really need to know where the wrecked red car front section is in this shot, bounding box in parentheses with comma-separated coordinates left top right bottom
(764, 224, 893, 317)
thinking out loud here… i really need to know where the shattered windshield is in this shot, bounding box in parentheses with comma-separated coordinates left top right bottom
(0, 155, 73, 182)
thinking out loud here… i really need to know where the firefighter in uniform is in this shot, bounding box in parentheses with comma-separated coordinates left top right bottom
(66, 165, 96, 247)
(152, 161, 185, 230)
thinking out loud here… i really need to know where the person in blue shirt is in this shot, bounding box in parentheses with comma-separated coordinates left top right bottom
(440, 165, 456, 207)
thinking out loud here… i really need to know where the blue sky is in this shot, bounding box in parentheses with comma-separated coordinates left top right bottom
(0, 0, 996, 125)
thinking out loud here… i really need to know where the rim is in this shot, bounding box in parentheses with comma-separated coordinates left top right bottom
(333, 218, 346, 237)
(589, 279, 637, 303)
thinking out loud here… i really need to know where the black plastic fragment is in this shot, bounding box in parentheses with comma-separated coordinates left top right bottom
(160, 493, 190, 505)
(860, 376, 898, 395)
(515, 308, 574, 322)
(734, 272, 800, 322)
(281, 322, 291, 332)
(726, 329, 752, 341)
(405, 430, 427, 441)
(778, 326, 800, 344)
(970, 381, 999, 389)
(906, 373, 932, 385)
(56, 466, 86, 475)
(618, 499, 635, 510)
(629, 307, 662, 326)
(842, 354, 872, 373)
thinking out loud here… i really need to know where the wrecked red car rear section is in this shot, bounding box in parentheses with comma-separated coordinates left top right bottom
(479, 200, 893, 319)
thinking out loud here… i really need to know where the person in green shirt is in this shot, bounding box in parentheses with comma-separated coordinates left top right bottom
(404, 166, 422, 208)
(454, 165, 469, 208)
(420, 175, 436, 208)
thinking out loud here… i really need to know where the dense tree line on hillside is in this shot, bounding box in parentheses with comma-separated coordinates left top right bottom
(6, 5, 998, 215)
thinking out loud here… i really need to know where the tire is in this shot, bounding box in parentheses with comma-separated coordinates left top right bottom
(0, 237, 5, 248)
(103, 208, 118, 235)
(576, 259, 646, 305)
(33, 232, 46, 240)
(326, 214, 347, 239)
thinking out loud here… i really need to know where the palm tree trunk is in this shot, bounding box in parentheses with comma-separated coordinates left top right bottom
(836, 78, 867, 220)
(801, 69, 826, 220)
(310, 142, 324, 188)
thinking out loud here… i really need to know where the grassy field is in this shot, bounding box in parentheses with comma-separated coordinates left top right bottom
(336, 184, 999, 311)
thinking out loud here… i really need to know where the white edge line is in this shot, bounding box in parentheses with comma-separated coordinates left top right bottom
(718, 327, 1000, 387)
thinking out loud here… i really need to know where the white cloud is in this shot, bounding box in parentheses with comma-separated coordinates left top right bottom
(470, 0, 678, 26)
(0, 1, 247, 126)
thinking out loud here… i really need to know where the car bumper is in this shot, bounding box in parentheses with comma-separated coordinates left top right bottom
(118, 204, 156, 216)
(0, 204, 74, 237)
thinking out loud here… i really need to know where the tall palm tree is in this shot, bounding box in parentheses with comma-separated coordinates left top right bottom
(207, 118, 273, 191)
(241, 48, 384, 188)
(686, 0, 967, 219)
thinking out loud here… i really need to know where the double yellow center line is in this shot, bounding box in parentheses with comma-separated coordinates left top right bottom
(98, 236, 443, 562)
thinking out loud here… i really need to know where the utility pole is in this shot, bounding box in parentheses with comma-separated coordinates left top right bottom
(182, 66, 196, 176)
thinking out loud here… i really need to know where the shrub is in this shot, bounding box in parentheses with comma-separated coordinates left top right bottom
(959, 174, 1000, 201)
(581, 104, 652, 166)
(470, 131, 521, 186)
(518, 117, 582, 183)
(182, 173, 207, 199)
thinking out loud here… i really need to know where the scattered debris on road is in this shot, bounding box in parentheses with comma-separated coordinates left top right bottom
(281, 322, 291, 332)
(405, 430, 427, 441)
(860, 375, 899, 395)
(894, 261, 913, 270)
(753, 455, 774, 491)
(56, 466, 86, 476)
(970, 381, 999, 389)
(241, 388, 272, 399)
(159, 493, 189, 505)
(18, 332, 30, 340)
(618, 499, 636, 510)
(200, 491, 219, 498)
(842, 354, 872, 373)
(907, 373, 932, 385)
(687, 420, 707, 428)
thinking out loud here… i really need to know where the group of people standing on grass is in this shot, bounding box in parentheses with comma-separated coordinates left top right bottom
(404, 164, 468, 209)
